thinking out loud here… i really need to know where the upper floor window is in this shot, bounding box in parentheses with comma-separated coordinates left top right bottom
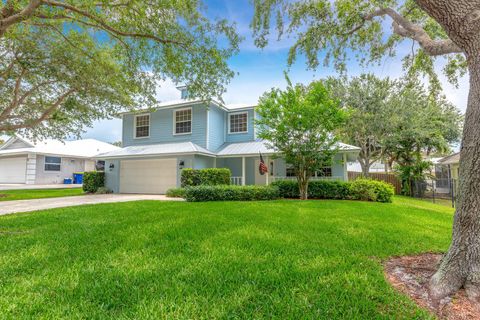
(45, 156, 61, 171)
(174, 108, 192, 135)
(229, 112, 248, 134)
(135, 114, 150, 138)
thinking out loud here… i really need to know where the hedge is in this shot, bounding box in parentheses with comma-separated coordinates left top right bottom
(181, 168, 231, 187)
(82, 171, 105, 193)
(184, 185, 279, 202)
(165, 188, 186, 198)
(271, 179, 394, 203)
(349, 179, 394, 203)
(271, 180, 351, 200)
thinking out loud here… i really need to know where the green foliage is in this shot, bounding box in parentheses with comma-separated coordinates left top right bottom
(95, 187, 112, 195)
(271, 180, 351, 200)
(251, 0, 465, 92)
(394, 160, 433, 196)
(181, 168, 231, 187)
(0, 1, 240, 139)
(166, 188, 187, 198)
(349, 179, 395, 203)
(325, 74, 395, 176)
(384, 80, 463, 166)
(272, 179, 394, 202)
(255, 77, 347, 199)
(82, 172, 105, 193)
(184, 185, 279, 202)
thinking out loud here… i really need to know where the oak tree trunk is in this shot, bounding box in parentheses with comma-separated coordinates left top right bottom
(430, 55, 480, 302)
(415, 0, 480, 302)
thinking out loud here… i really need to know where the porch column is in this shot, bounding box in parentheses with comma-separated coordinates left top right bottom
(266, 156, 269, 185)
(241, 157, 246, 186)
(342, 153, 348, 181)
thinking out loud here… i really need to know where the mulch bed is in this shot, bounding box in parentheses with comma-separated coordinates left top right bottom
(384, 253, 480, 319)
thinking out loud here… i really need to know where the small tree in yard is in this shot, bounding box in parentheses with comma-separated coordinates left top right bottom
(255, 78, 346, 200)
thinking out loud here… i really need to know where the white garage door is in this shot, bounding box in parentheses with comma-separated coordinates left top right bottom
(119, 159, 177, 194)
(0, 157, 27, 183)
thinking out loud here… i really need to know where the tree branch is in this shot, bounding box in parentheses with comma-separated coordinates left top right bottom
(0, 0, 42, 36)
(356, 7, 463, 56)
(0, 88, 75, 131)
(41, 0, 186, 47)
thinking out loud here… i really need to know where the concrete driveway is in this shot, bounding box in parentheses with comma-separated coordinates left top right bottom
(0, 194, 183, 215)
(0, 184, 82, 190)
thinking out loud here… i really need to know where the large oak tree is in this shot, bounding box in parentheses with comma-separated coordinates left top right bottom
(252, 0, 480, 302)
(0, 0, 240, 139)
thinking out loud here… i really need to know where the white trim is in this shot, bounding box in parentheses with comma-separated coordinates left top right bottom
(133, 113, 150, 139)
(119, 100, 255, 115)
(97, 151, 216, 160)
(206, 109, 210, 150)
(228, 111, 248, 134)
(241, 157, 246, 186)
(172, 107, 192, 136)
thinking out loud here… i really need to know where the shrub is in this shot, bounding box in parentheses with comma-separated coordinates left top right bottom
(349, 179, 394, 203)
(272, 178, 394, 202)
(272, 180, 351, 199)
(184, 185, 279, 202)
(95, 187, 112, 194)
(181, 168, 231, 187)
(82, 171, 105, 193)
(166, 188, 186, 198)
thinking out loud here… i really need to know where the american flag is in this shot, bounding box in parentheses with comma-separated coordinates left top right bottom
(259, 152, 268, 175)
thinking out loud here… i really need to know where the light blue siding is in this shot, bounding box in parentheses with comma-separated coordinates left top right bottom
(208, 105, 226, 151)
(225, 109, 255, 143)
(123, 104, 208, 148)
(193, 155, 215, 169)
(105, 160, 120, 193)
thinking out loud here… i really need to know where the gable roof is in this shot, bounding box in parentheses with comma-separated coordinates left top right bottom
(96, 142, 215, 159)
(0, 136, 120, 158)
(438, 152, 460, 165)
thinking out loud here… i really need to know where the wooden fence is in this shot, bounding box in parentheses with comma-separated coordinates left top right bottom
(348, 171, 402, 195)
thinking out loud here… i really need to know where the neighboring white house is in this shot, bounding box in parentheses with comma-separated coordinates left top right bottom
(0, 136, 119, 184)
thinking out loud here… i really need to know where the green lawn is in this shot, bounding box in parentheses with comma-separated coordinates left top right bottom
(0, 197, 453, 319)
(0, 188, 84, 201)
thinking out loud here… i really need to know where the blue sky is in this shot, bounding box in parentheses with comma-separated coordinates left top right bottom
(81, 0, 469, 143)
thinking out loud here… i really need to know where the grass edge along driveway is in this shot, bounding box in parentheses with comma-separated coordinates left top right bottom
(0, 188, 84, 201)
(0, 196, 453, 319)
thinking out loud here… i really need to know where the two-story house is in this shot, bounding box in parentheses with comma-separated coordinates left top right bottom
(98, 86, 360, 194)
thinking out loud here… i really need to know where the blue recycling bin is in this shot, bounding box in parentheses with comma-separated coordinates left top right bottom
(64, 178, 72, 184)
(73, 172, 84, 184)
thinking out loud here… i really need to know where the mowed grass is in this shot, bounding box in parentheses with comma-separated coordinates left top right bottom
(0, 197, 453, 319)
(0, 188, 84, 201)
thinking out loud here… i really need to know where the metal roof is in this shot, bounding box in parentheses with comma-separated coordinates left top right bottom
(96, 139, 360, 159)
(96, 142, 215, 159)
(216, 140, 275, 156)
(0, 136, 119, 158)
(216, 140, 361, 157)
(438, 152, 460, 165)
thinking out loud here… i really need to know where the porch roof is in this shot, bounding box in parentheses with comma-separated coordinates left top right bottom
(216, 140, 361, 157)
(96, 142, 215, 159)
